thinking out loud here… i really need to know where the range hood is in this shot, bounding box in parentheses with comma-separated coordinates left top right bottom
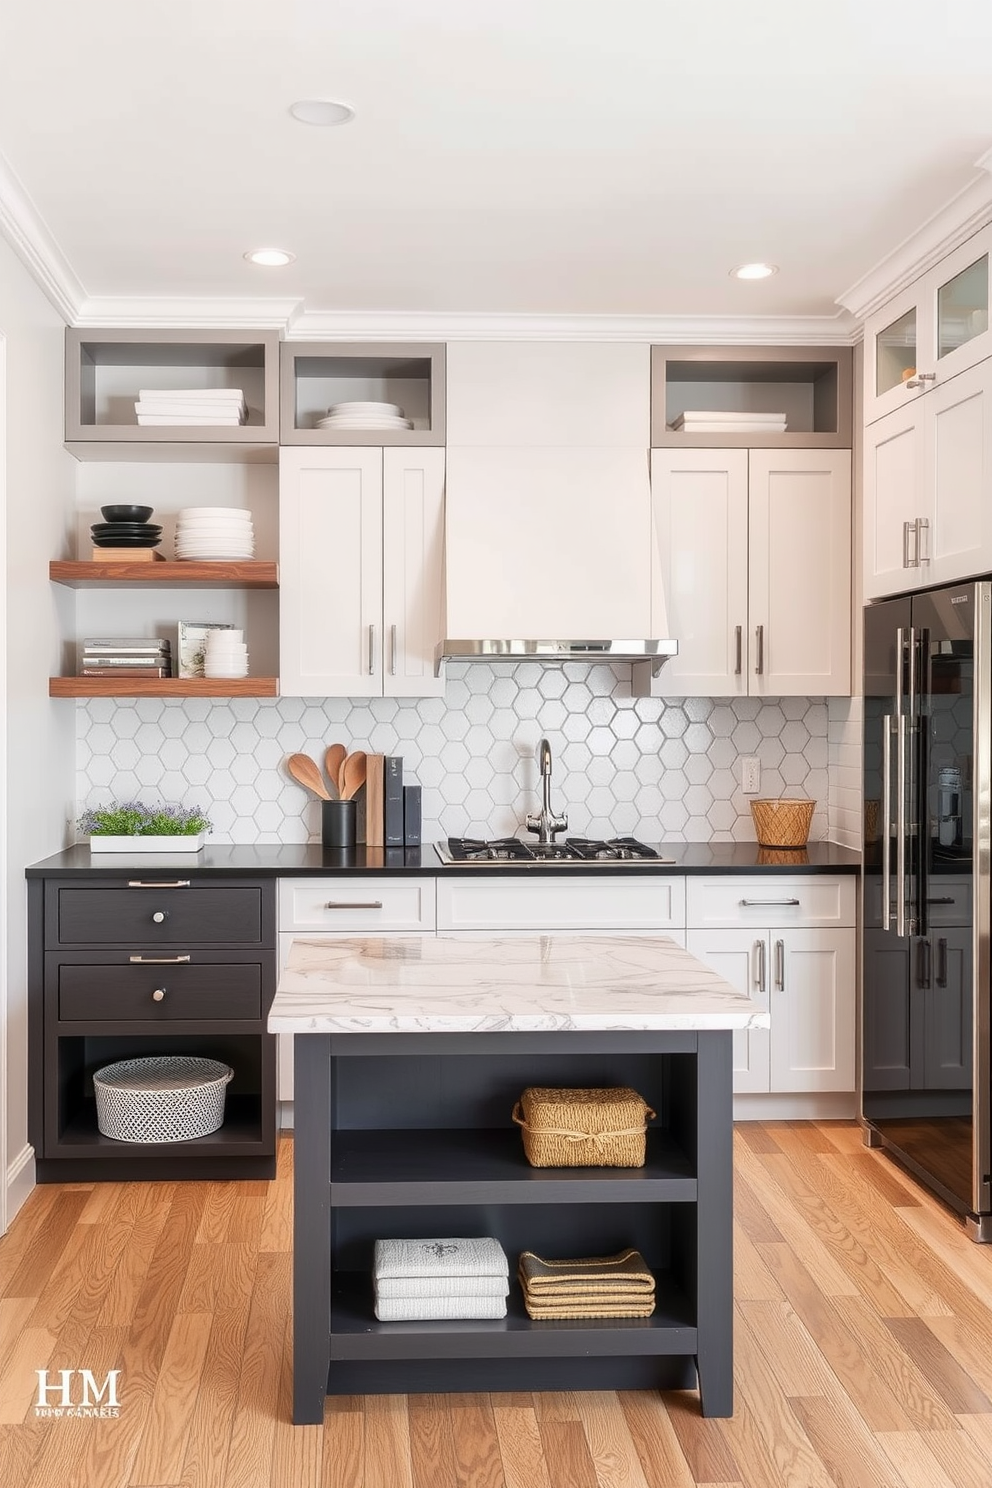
(438, 445, 678, 680)
(435, 638, 677, 677)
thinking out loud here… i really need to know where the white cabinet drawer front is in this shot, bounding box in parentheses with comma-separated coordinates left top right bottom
(686, 876, 855, 929)
(436, 877, 686, 931)
(278, 878, 436, 933)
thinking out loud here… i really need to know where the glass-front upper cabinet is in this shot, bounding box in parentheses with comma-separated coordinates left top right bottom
(864, 224, 992, 425)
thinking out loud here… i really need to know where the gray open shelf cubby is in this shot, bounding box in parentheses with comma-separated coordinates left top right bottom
(279, 341, 445, 445)
(651, 344, 853, 448)
(292, 1028, 733, 1419)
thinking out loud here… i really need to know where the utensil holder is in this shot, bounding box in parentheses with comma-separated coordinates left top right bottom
(322, 798, 357, 849)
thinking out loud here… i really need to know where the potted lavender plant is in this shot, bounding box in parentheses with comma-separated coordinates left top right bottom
(78, 801, 212, 854)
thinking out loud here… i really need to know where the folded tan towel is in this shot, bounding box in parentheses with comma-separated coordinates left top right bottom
(518, 1248, 655, 1294)
(523, 1301, 656, 1319)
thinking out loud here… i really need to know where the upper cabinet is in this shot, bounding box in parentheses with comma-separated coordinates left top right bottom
(445, 342, 649, 446)
(864, 224, 992, 426)
(639, 448, 852, 698)
(279, 342, 445, 447)
(65, 329, 280, 460)
(651, 345, 853, 449)
(279, 447, 445, 698)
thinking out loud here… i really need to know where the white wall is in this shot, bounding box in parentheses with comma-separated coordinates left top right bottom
(0, 233, 74, 1225)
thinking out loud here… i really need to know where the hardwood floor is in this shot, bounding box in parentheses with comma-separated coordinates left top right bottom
(2, 1123, 992, 1486)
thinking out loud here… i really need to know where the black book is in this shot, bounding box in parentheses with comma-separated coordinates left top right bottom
(384, 756, 405, 847)
(403, 784, 422, 847)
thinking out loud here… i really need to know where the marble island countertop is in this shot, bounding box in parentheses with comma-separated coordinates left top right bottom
(269, 933, 770, 1034)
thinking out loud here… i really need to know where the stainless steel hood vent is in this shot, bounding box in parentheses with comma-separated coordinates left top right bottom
(435, 638, 678, 678)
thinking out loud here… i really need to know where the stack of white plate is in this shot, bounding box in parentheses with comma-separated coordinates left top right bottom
(317, 400, 414, 431)
(175, 507, 255, 561)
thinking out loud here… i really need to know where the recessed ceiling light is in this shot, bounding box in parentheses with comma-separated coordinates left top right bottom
(244, 249, 296, 267)
(289, 98, 355, 126)
(730, 262, 778, 280)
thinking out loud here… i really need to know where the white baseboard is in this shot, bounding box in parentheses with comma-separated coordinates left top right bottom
(5, 1144, 35, 1230)
(733, 1092, 857, 1122)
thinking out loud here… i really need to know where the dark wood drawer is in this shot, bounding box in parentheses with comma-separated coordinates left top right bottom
(53, 885, 263, 946)
(57, 962, 263, 1022)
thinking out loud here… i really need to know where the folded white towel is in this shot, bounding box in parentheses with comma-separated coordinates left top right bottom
(374, 1237, 508, 1281)
(375, 1274, 509, 1300)
(374, 1294, 508, 1322)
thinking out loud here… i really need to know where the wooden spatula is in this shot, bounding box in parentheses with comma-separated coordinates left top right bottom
(324, 743, 347, 799)
(286, 753, 331, 800)
(340, 750, 368, 800)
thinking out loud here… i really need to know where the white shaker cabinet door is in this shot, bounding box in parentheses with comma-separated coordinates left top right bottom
(863, 403, 925, 601)
(926, 359, 992, 588)
(686, 928, 770, 1094)
(770, 928, 856, 1093)
(280, 447, 383, 697)
(647, 449, 749, 698)
(382, 447, 446, 697)
(748, 449, 851, 697)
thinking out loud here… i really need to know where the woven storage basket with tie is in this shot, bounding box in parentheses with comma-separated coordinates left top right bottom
(511, 1086, 655, 1168)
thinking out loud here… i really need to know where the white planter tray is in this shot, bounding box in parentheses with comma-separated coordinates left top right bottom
(87, 833, 207, 854)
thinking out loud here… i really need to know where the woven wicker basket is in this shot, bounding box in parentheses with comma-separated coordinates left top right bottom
(512, 1087, 656, 1168)
(93, 1056, 233, 1144)
(749, 798, 815, 849)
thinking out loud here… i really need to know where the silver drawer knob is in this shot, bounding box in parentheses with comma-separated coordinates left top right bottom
(152, 988, 166, 1002)
(152, 911, 167, 924)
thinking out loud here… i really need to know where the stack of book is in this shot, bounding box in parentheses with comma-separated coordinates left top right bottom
(133, 389, 248, 427)
(670, 409, 787, 434)
(81, 638, 172, 678)
(362, 754, 421, 847)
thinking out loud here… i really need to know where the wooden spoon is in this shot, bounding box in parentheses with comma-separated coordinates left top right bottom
(340, 750, 367, 801)
(286, 753, 330, 800)
(324, 743, 347, 799)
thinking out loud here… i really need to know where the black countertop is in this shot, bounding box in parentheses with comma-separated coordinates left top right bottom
(26, 840, 861, 878)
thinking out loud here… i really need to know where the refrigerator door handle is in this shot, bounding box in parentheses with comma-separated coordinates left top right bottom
(882, 712, 893, 933)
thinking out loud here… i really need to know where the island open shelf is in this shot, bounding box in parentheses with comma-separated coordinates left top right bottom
(273, 933, 763, 1422)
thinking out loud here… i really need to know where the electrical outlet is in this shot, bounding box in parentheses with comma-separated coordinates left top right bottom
(740, 756, 761, 795)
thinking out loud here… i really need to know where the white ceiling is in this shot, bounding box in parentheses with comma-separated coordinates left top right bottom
(2, 0, 992, 325)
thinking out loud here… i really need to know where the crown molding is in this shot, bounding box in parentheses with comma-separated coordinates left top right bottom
(837, 152, 992, 321)
(72, 296, 301, 329)
(282, 307, 858, 345)
(0, 151, 84, 323)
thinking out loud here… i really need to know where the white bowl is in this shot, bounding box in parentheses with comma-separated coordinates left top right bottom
(207, 628, 243, 643)
(178, 507, 251, 518)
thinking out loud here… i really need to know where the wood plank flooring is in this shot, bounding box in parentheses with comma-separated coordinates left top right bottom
(2, 1123, 992, 1486)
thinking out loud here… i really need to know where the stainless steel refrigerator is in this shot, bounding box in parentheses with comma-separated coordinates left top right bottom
(862, 580, 992, 1239)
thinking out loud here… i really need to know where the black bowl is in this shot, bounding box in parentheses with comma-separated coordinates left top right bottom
(101, 504, 154, 523)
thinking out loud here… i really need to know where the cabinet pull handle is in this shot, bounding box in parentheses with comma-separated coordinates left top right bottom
(324, 900, 384, 910)
(918, 938, 932, 989)
(903, 520, 917, 569)
(740, 898, 801, 907)
(734, 625, 742, 676)
(152, 911, 167, 924)
(152, 988, 166, 1003)
(774, 938, 785, 991)
(754, 624, 764, 675)
(368, 623, 376, 675)
(926, 895, 955, 905)
(936, 936, 948, 988)
(754, 939, 766, 993)
(127, 880, 191, 889)
(904, 371, 936, 389)
(129, 954, 191, 964)
(916, 516, 930, 564)
(390, 623, 398, 676)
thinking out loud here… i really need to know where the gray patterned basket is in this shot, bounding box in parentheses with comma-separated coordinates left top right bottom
(93, 1056, 233, 1143)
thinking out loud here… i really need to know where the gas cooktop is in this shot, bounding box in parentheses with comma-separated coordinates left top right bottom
(434, 836, 675, 865)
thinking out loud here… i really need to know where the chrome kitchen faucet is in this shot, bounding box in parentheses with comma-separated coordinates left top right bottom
(526, 737, 568, 845)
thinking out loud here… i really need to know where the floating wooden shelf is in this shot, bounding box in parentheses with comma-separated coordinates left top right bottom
(50, 677, 278, 698)
(50, 560, 278, 588)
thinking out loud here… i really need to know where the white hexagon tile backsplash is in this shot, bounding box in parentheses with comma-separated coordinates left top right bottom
(75, 662, 832, 845)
